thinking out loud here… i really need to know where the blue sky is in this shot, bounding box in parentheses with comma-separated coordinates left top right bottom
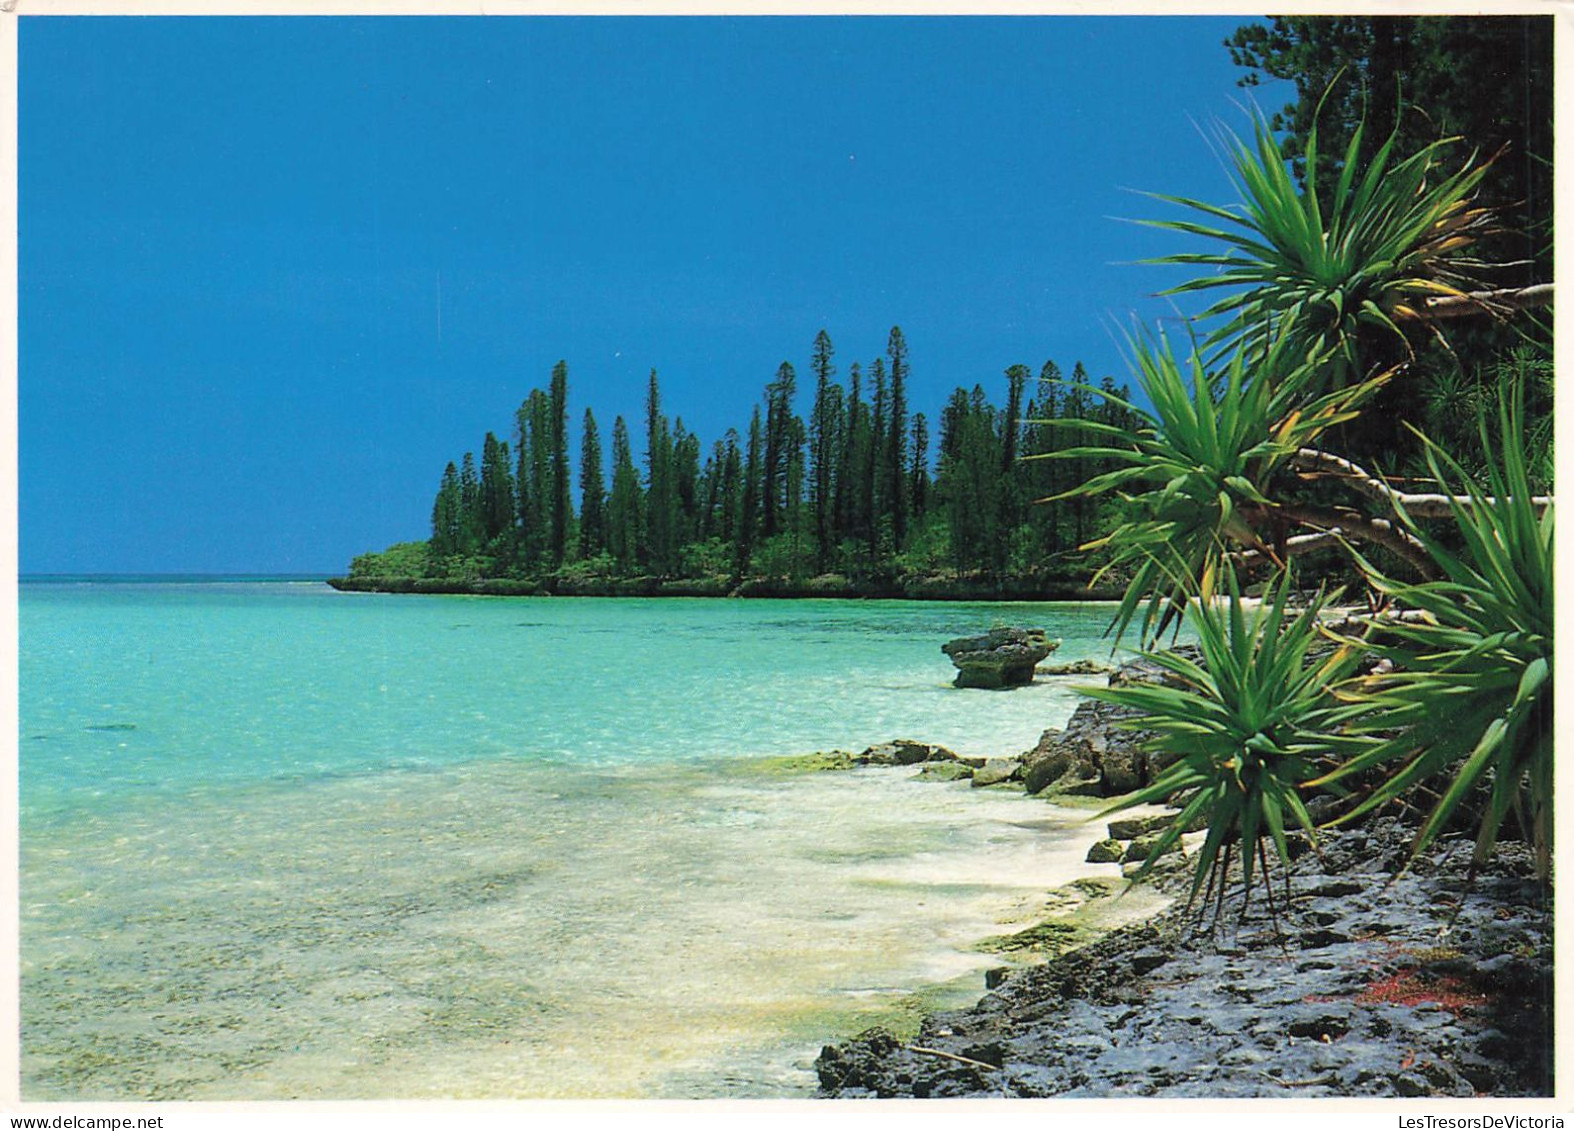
(21, 15, 1283, 575)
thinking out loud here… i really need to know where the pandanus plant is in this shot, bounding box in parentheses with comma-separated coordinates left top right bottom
(1038, 327, 1383, 648)
(1085, 565, 1376, 917)
(1313, 385, 1554, 878)
(1050, 102, 1553, 908)
(1141, 104, 1501, 385)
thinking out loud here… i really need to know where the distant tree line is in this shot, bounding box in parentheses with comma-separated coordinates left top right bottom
(371, 328, 1139, 590)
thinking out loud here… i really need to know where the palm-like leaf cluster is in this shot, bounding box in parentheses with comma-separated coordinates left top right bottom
(1315, 388, 1553, 875)
(1086, 569, 1374, 909)
(1145, 110, 1496, 382)
(1044, 329, 1379, 645)
(1055, 99, 1553, 912)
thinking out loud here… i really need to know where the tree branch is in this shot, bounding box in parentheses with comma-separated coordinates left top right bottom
(1318, 608, 1434, 636)
(907, 1045, 1002, 1072)
(1291, 448, 1552, 519)
(1275, 502, 1437, 578)
(1404, 283, 1554, 321)
(1231, 530, 1344, 569)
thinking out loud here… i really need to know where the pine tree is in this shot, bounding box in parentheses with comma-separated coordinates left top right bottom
(736, 406, 763, 578)
(578, 407, 606, 559)
(867, 357, 887, 556)
(785, 413, 807, 572)
(696, 440, 722, 542)
(644, 371, 674, 573)
(672, 418, 702, 551)
(809, 330, 843, 573)
(430, 461, 463, 557)
(607, 415, 642, 572)
(515, 399, 534, 562)
(937, 385, 1005, 574)
(762, 362, 797, 539)
(549, 361, 572, 567)
(909, 412, 930, 519)
(458, 451, 484, 555)
(479, 432, 517, 548)
(999, 363, 1030, 558)
(525, 389, 553, 567)
(719, 429, 742, 546)
(1030, 360, 1065, 555)
(838, 361, 865, 550)
(1002, 364, 1028, 469)
(885, 327, 910, 548)
(1066, 362, 1092, 549)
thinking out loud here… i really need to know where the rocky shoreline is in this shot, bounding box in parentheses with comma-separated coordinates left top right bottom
(815, 816, 1552, 1098)
(799, 654, 1554, 1100)
(324, 573, 1124, 602)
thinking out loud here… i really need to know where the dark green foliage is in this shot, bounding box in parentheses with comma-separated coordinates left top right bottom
(1000, 364, 1029, 535)
(578, 408, 606, 559)
(809, 330, 842, 573)
(1226, 16, 1552, 289)
(429, 461, 462, 558)
(479, 432, 516, 548)
(1414, 345, 1554, 491)
(607, 414, 642, 571)
(457, 452, 483, 554)
(349, 540, 432, 580)
(909, 412, 930, 520)
(644, 371, 675, 574)
(549, 361, 572, 567)
(938, 386, 1002, 573)
(762, 362, 798, 540)
(1315, 384, 1554, 875)
(783, 413, 807, 570)
(717, 430, 742, 546)
(867, 358, 887, 558)
(1092, 569, 1374, 908)
(514, 389, 553, 568)
(736, 406, 762, 579)
(839, 361, 870, 554)
(672, 419, 702, 550)
(885, 327, 910, 548)
(395, 332, 1143, 593)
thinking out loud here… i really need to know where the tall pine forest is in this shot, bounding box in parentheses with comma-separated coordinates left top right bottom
(342, 328, 1141, 598)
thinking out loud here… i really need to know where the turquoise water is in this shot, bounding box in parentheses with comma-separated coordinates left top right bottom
(22, 582, 1125, 821)
(20, 582, 1133, 1099)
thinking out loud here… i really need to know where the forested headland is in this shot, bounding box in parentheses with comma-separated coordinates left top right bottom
(335, 329, 1144, 599)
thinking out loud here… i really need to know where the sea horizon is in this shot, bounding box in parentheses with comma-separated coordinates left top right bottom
(20, 572, 336, 584)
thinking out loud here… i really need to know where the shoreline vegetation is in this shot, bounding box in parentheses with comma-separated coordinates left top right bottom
(326, 563, 1124, 602)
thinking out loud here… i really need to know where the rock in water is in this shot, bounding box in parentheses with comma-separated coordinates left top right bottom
(1085, 838, 1125, 864)
(857, 739, 958, 766)
(915, 761, 974, 782)
(970, 758, 1023, 787)
(942, 627, 1059, 689)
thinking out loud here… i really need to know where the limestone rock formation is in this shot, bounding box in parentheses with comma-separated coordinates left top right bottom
(942, 628, 1059, 689)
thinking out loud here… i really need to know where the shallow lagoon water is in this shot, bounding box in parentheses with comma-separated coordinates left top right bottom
(21, 582, 1130, 1098)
